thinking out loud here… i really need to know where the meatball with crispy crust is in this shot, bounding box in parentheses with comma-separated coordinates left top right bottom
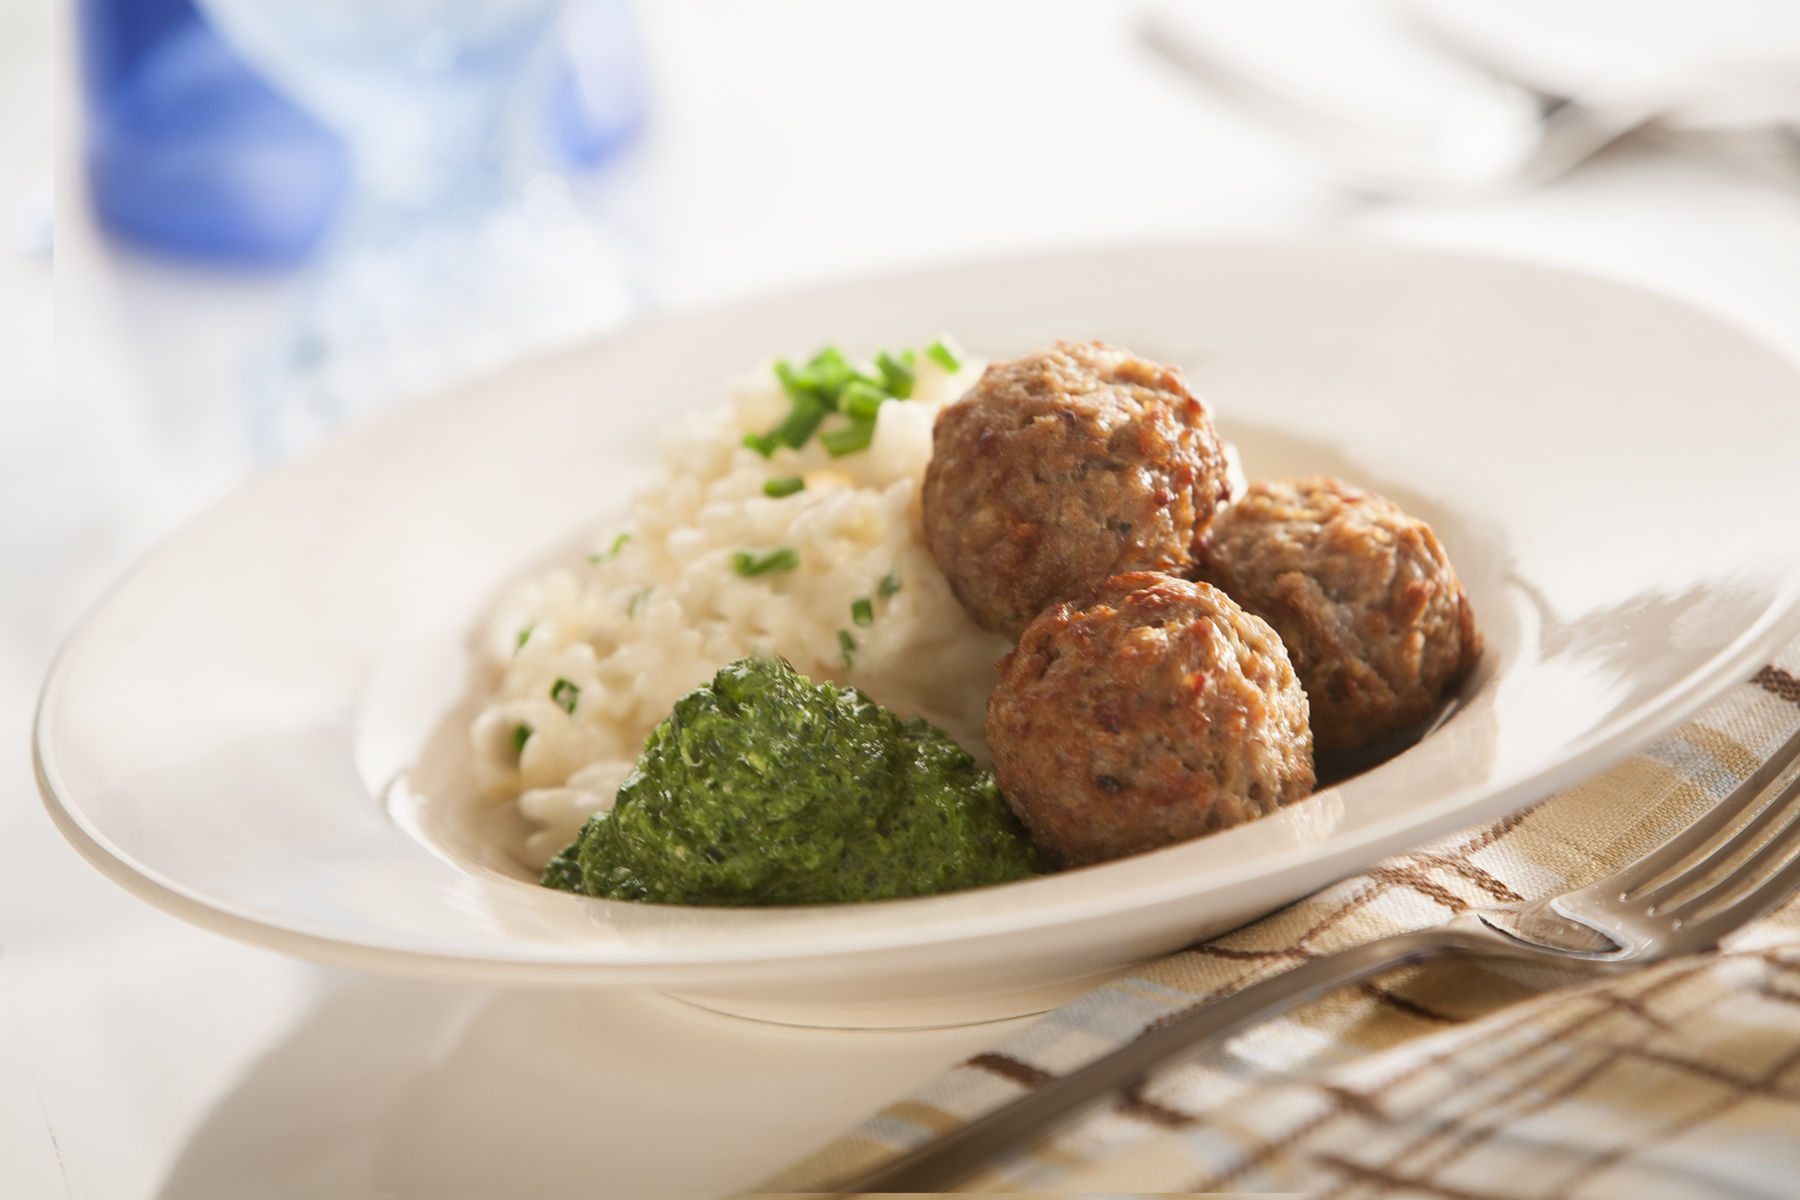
(987, 572, 1314, 867)
(922, 342, 1234, 637)
(1194, 476, 1481, 753)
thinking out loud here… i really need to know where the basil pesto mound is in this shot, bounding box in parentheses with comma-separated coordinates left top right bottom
(541, 655, 1045, 905)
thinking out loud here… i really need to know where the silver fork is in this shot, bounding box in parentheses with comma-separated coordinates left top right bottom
(830, 722, 1800, 1193)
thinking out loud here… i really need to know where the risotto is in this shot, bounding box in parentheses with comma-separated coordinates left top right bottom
(470, 343, 1012, 865)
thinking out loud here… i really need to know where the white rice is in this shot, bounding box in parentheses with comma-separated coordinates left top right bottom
(470, 349, 1012, 865)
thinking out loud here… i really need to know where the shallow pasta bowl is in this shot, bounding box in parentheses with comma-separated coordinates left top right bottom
(35, 241, 1800, 1027)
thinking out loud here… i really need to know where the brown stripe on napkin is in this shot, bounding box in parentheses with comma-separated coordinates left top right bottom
(1411, 851, 1524, 902)
(1544, 1037, 1800, 1200)
(1190, 865, 1473, 964)
(1348, 979, 1691, 1179)
(1311, 1153, 1519, 1200)
(1611, 1042, 1800, 1101)
(1590, 989, 1680, 1035)
(966, 1052, 1053, 1090)
(1326, 956, 1770, 1194)
(1188, 960, 1719, 1193)
(1117, 1080, 1195, 1128)
(1756, 663, 1800, 705)
(1359, 979, 1461, 1025)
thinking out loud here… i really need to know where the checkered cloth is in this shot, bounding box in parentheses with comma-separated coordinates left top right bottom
(765, 645, 1800, 1198)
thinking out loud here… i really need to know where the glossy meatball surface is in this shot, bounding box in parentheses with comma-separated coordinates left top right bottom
(1195, 476, 1481, 752)
(986, 573, 1314, 867)
(922, 342, 1233, 637)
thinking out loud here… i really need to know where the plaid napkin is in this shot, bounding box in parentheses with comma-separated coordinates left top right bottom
(764, 641, 1800, 1197)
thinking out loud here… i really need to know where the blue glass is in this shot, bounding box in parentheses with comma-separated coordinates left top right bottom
(79, 0, 646, 265)
(179, 0, 651, 450)
(195, 0, 570, 219)
(80, 0, 349, 264)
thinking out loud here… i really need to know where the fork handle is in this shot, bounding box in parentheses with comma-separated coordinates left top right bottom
(829, 920, 1507, 1194)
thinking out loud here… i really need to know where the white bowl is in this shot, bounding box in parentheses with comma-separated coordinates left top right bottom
(36, 241, 1800, 1027)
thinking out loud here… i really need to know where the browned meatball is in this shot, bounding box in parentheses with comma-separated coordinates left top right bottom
(986, 572, 1314, 867)
(1194, 476, 1481, 753)
(922, 342, 1234, 637)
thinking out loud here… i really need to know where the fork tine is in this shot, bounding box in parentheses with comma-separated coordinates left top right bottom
(1632, 744, 1800, 908)
(1673, 827, 1800, 953)
(1614, 723, 1800, 903)
(1662, 763, 1800, 942)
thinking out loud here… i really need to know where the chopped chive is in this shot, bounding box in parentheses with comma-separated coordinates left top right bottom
(773, 358, 815, 403)
(733, 547, 801, 577)
(926, 335, 964, 372)
(763, 475, 805, 498)
(878, 567, 902, 597)
(876, 349, 915, 399)
(761, 360, 832, 450)
(851, 597, 874, 626)
(803, 346, 861, 405)
(820, 416, 877, 457)
(840, 380, 890, 420)
(514, 624, 535, 651)
(771, 392, 829, 448)
(749, 391, 827, 456)
(550, 678, 580, 714)
(838, 629, 857, 667)
(760, 341, 946, 451)
(511, 723, 533, 756)
(588, 532, 631, 563)
(627, 586, 651, 618)
(805, 345, 849, 371)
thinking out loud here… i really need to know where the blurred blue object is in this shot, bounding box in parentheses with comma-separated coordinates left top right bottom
(552, 0, 652, 168)
(80, 0, 349, 265)
(80, 0, 647, 265)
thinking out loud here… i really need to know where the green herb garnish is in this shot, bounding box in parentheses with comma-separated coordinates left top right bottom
(851, 598, 874, 626)
(749, 340, 939, 455)
(838, 629, 857, 667)
(926, 335, 964, 372)
(733, 547, 801, 577)
(771, 391, 829, 450)
(551, 678, 580, 715)
(797, 346, 865, 400)
(878, 568, 902, 597)
(512, 723, 534, 756)
(588, 532, 631, 563)
(627, 587, 651, 618)
(876, 349, 916, 399)
(820, 416, 877, 458)
(515, 624, 535, 652)
(763, 475, 805, 498)
(773, 357, 821, 404)
(840, 380, 889, 421)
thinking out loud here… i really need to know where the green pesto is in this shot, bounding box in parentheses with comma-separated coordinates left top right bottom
(540, 656, 1044, 905)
